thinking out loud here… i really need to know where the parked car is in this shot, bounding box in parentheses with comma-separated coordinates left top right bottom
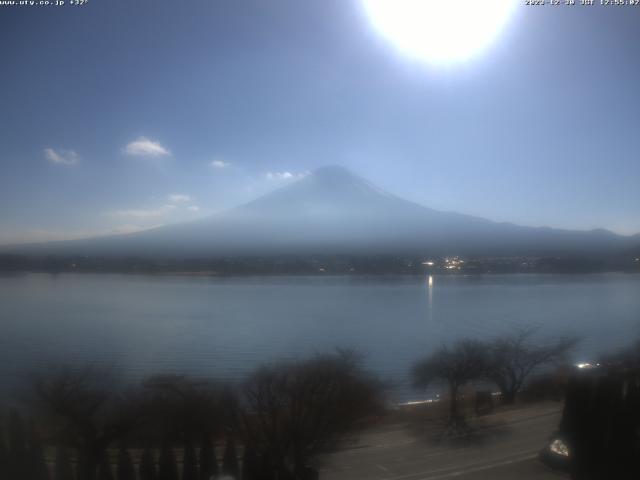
(539, 362, 640, 479)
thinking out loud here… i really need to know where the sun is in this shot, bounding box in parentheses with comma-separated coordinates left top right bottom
(361, 0, 516, 65)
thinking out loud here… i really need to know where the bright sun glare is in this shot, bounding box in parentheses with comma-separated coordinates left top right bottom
(361, 0, 516, 65)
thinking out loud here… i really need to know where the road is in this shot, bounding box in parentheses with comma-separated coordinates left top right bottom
(322, 403, 568, 480)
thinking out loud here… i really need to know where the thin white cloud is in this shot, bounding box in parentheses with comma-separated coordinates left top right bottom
(168, 194, 192, 204)
(109, 224, 163, 235)
(124, 137, 170, 157)
(44, 148, 79, 166)
(266, 171, 309, 181)
(108, 204, 177, 219)
(210, 159, 230, 169)
(186, 205, 200, 212)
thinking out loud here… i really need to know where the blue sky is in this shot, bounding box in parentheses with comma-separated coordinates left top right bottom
(1, 0, 639, 244)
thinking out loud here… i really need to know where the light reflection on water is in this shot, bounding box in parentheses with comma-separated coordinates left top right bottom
(0, 272, 639, 402)
(427, 275, 434, 320)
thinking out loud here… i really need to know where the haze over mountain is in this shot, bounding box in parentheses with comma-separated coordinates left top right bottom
(4, 166, 639, 258)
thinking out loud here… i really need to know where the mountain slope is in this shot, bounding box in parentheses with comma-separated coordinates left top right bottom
(4, 166, 637, 258)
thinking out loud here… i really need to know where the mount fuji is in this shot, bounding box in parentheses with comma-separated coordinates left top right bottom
(4, 166, 638, 258)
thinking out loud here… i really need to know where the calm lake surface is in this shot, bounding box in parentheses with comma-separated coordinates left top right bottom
(1, 273, 639, 401)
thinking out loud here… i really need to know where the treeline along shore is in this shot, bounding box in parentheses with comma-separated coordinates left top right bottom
(1, 253, 639, 275)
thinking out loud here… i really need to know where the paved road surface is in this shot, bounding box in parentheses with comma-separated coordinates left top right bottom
(323, 403, 568, 480)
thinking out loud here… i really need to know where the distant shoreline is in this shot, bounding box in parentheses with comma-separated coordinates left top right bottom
(1, 252, 639, 276)
(1, 268, 639, 277)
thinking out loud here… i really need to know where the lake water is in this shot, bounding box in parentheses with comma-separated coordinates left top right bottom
(1, 273, 639, 402)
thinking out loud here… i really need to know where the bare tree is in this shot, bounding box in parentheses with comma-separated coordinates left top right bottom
(222, 435, 239, 479)
(7, 411, 29, 479)
(198, 432, 217, 480)
(157, 442, 178, 480)
(141, 375, 236, 443)
(97, 453, 114, 480)
(242, 440, 261, 480)
(486, 328, 578, 404)
(53, 446, 74, 480)
(243, 350, 383, 478)
(412, 340, 488, 428)
(27, 418, 49, 480)
(182, 437, 198, 480)
(116, 443, 136, 480)
(32, 367, 145, 480)
(0, 422, 7, 480)
(138, 447, 157, 480)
